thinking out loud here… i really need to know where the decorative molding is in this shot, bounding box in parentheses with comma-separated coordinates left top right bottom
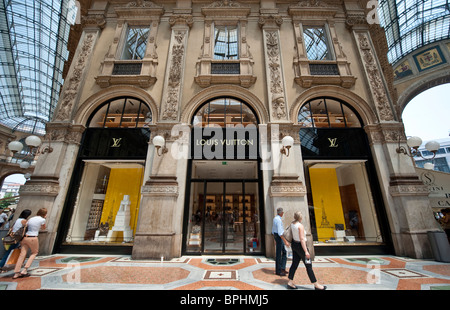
(263, 29, 288, 121)
(142, 177, 179, 197)
(364, 123, 405, 145)
(201, 0, 250, 18)
(289, 6, 356, 89)
(45, 122, 85, 145)
(115, 1, 164, 19)
(356, 32, 395, 121)
(269, 176, 306, 197)
(194, 4, 255, 88)
(54, 32, 97, 121)
(19, 177, 60, 197)
(161, 30, 188, 121)
(389, 175, 430, 197)
(389, 185, 430, 197)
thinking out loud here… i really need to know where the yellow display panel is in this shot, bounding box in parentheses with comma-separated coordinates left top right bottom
(309, 168, 346, 241)
(101, 167, 144, 235)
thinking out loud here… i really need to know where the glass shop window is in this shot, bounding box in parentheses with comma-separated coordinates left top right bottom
(298, 97, 362, 128)
(306, 161, 383, 245)
(65, 161, 145, 245)
(192, 98, 257, 128)
(88, 97, 152, 128)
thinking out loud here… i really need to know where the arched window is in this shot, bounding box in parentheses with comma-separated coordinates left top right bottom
(88, 97, 152, 128)
(192, 97, 258, 127)
(298, 97, 362, 128)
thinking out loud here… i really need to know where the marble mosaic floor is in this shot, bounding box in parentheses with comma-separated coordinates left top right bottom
(0, 254, 449, 291)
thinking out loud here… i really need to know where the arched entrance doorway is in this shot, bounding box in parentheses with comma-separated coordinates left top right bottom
(182, 97, 264, 255)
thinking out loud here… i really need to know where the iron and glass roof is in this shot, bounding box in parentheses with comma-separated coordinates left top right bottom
(0, 0, 76, 135)
(378, 0, 450, 64)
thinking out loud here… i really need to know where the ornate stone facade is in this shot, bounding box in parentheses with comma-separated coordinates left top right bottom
(5, 0, 442, 261)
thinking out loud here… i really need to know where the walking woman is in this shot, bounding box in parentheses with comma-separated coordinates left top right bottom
(13, 208, 47, 279)
(287, 211, 326, 290)
(0, 209, 32, 273)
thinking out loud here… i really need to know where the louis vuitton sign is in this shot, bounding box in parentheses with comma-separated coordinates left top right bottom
(80, 128, 150, 159)
(191, 126, 258, 160)
(300, 128, 369, 159)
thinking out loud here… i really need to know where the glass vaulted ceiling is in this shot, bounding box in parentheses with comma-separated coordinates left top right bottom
(378, 0, 450, 64)
(0, 0, 77, 135)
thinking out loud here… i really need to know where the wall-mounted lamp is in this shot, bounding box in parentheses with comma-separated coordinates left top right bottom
(396, 136, 440, 160)
(152, 135, 168, 156)
(7, 135, 53, 168)
(280, 135, 294, 157)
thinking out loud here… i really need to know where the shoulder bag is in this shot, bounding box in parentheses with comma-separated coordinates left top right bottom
(2, 223, 27, 246)
(284, 223, 293, 242)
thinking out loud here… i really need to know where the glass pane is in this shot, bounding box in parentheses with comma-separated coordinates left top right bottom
(214, 26, 238, 60)
(89, 104, 109, 128)
(225, 99, 242, 127)
(89, 98, 151, 128)
(192, 98, 257, 128)
(65, 161, 144, 245)
(298, 103, 313, 127)
(122, 27, 149, 60)
(303, 27, 333, 60)
(208, 99, 227, 126)
(309, 98, 328, 128)
(307, 162, 383, 245)
(193, 103, 209, 127)
(241, 104, 257, 126)
(139, 103, 152, 128)
(104, 98, 126, 128)
(243, 182, 261, 254)
(224, 183, 241, 252)
(204, 182, 225, 253)
(341, 104, 362, 128)
(324, 98, 346, 128)
(185, 181, 204, 253)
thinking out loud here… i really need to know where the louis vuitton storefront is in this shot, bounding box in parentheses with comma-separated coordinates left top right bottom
(298, 97, 391, 254)
(13, 0, 440, 261)
(55, 96, 152, 254)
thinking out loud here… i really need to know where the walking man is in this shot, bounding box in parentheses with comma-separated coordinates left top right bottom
(272, 207, 289, 276)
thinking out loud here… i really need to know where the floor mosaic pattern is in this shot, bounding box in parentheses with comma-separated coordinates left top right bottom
(0, 254, 449, 290)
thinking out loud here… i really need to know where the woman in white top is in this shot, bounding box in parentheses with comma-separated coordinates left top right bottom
(0, 209, 32, 272)
(13, 208, 47, 279)
(287, 211, 326, 290)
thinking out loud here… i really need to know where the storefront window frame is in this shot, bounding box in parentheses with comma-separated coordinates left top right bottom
(298, 97, 363, 129)
(182, 98, 265, 256)
(298, 97, 393, 255)
(55, 97, 153, 254)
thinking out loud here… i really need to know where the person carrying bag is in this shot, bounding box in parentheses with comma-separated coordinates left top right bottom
(0, 209, 31, 273)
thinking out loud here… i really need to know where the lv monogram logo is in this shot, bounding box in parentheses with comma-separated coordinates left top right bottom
(328, 138, 338, 148)
(111, 138, 122, 148)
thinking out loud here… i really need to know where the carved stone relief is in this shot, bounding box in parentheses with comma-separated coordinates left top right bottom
(162, 30, 188, 121)
(357, 33, 395, 122)
(264, 29, 288, 121)
(54, 32, 96, 122)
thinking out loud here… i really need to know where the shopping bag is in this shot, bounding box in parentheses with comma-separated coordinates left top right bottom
(6, 248, 21, 265)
